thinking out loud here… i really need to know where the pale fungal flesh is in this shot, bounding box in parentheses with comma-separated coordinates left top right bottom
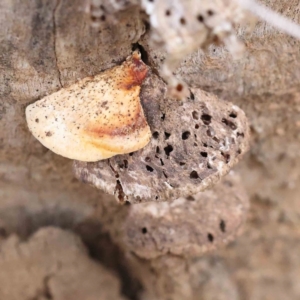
(26, 52, 151, 162)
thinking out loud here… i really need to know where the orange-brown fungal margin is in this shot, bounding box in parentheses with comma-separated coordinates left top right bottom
(25, 51, 151, 162)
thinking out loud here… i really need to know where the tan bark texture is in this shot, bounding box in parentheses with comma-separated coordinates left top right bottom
(1, 0, 300, 300)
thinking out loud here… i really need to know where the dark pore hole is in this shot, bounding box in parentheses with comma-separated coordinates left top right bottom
(190, 170, 199, 179)
(221, 152, 230, 163)
(161, 113, 166, 121)
(160, 159, 164, 166)
(163, 171, 168, 178)
(190, 90, 195, 100)
(145, 157, 151, 162)
(129, 152, 134, 156)
(192, 111, 199, 120)
(164, 145, 173, 156)
(142, 227, 147, 234)
(222, 118, 237, 130)
(156, 146, 160, 154)
(179, 162, 186, 166)
(124, 160, 128, 168)
(152, 131, 159, 139)
(146, 165, 154, 172)
(195, 124, 200, 129)
(229, 112, 237, 118)
(164, 132, 171, 140)
(180, 17, 186, 25)
(207, 233, 214, 242)
(200, 151, 208, 158)
(201, 114, 212, 125)
(207, 10, 214, 16)
(91, 16, 98, 22)
(182, 131, 191, 140)
(220, 220, 226, 233)
(197, 14, 204, 22)
(165, 9, 171, 16)
(186, 195, 195, 201)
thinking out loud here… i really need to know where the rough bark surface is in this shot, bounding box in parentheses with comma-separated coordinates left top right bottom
(1, 0, 300, 300)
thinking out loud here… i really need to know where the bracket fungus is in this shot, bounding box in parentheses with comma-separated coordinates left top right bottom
(26, 51, 151, 162)
(74, 71, 250, 203)
(120, 171, 249, 259)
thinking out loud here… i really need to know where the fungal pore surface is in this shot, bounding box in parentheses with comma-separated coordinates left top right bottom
(74, 73, 250, 203)
(26, 51, 151, 162)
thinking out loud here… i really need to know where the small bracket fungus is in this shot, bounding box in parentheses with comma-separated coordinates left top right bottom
(26, 52, 151, 162)
(120, 171, 249, 259)
(74, 72, 250, 203)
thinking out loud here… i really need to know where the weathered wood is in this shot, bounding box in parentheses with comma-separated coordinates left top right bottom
(1, 1, 300, 300)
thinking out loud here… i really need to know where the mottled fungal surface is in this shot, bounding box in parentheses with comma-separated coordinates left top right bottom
(117, 172, 249, 300)
(121, 171, 249, 259)
(25, 52, 151, 162)
(74, 72, 250, 203)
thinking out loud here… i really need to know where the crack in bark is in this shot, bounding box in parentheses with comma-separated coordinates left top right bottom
(43, 275, 53, 300)
(53, 0, 62, 88)
(108, 159, 126, 203)
(31, 275, 53, 300)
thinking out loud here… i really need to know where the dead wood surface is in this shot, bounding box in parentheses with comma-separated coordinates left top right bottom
(1, 1, 300, 299)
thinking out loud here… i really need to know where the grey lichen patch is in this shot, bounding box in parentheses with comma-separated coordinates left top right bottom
(74, 72, 250, 203)
(120, 171, 249, 259)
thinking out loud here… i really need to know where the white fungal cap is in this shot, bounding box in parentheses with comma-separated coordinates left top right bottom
(26, 52, 151, 162)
